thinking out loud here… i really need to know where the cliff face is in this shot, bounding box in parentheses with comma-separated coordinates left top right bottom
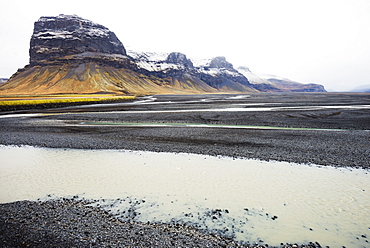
(166, 52, 194, 69)
(0, 14, 326, 96)
(29, 14, 126, 64)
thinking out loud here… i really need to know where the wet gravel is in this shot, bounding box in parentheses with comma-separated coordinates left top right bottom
(0, 198, 321, 248)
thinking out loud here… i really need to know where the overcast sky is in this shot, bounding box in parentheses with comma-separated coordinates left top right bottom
(1, 0, 369, 91)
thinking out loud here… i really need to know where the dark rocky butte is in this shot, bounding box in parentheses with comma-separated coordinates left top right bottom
(29, 14, 126, 64)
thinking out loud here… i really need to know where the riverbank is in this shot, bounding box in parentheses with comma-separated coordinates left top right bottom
(0, 199, 244, 247)
(0, 198, 323, 248)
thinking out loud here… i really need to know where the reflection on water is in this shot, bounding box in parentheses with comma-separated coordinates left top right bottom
(0, 145, 369, 247)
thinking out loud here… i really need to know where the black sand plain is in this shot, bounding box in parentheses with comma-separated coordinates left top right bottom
(1, 92, 369, 247)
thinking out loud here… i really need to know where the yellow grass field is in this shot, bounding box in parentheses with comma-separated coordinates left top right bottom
(0, 94, 136, 106)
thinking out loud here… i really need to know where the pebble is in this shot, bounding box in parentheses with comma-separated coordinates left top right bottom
(0, 199, 322, 248)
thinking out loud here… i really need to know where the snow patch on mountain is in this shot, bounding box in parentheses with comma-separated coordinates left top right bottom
(237, 67, 271, 84)
(191, 57, 213, 68)
(136, 61, 185, 72)
(191, 57, 242, 77)
(128, 50, 247, 79)
(128, 50, 186, 72)
(33, 31, 77, 40)
(30, 14, 126, 63)
(34, 14, 111, 40)
(127, 50, 169, 62)
(197, 67, 241, 77)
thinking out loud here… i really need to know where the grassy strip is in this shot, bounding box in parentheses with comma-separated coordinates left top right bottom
(0, 96, 136, 106)
(0, 94, 125, 99)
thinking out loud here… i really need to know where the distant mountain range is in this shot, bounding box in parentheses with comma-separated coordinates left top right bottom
(350, 85, 370, 93)
(0, 14, 326, 95)
(237, 68, 326, 92)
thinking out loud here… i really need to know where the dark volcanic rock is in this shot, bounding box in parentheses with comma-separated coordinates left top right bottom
(166, 52, 194, 69)
(29, 14, 126, 64)
(209, 56, 234, 69)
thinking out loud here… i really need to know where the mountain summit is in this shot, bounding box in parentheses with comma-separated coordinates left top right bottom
(30, 14, 126, 64)
(166, 52, 194, 69)
(0, 15, 326, 95)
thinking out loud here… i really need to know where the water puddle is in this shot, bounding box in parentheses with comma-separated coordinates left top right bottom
(0, 145, 369, 247)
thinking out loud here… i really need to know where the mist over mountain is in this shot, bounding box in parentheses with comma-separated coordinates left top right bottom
(0, 14, 326, 95)
(350, 85, 370, 93)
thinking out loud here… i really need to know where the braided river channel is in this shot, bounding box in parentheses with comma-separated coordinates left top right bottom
(0, 145, 369, 247)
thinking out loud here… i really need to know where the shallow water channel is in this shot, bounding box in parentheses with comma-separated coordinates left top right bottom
(0, 145, 369, 247)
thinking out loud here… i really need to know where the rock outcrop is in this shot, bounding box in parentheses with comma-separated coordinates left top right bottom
(166, 52, 194, 69)
(30, 14, 126, 64)
(209, 56, 233, 69)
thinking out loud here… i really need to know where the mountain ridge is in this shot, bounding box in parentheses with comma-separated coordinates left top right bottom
(0, 14, 326, 95)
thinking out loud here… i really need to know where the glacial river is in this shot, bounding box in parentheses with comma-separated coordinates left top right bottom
(0, 145, 369, 247)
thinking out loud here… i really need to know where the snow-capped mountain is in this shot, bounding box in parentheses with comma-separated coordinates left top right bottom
(128, 49, 325, 93)
(127, 51, 189, 72)
(128, 50, 256, 92)
(237, 67, 271, 85)
(0, 14, 326, 95)
(237, 67, 327, 92)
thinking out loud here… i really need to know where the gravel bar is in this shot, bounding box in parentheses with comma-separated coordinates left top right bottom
(0, 199, 321, 248)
